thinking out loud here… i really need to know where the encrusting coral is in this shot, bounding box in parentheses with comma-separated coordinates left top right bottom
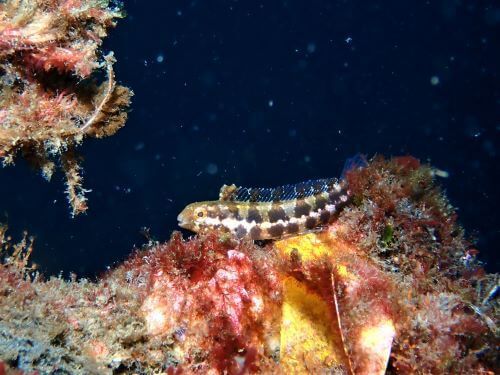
(0, 157, 498, 374)
(0, 0, 132, 216)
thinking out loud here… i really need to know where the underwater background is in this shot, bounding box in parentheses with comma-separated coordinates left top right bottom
(1, 0, 498, 277)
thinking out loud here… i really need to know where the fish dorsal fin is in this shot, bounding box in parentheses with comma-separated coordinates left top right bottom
(219, 184, 239, 201)
(218, 178, 340, 203)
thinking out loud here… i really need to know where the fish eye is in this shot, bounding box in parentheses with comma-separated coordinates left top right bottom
(195, 208, 206, 218)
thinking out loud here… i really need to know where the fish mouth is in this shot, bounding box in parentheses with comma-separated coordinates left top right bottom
(177, 212, 192, 230)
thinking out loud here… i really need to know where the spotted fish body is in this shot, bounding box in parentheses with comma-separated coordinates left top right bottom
(177, 178, 351, 240)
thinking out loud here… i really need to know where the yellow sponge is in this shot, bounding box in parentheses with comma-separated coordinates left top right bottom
(276, 233, 350, 373)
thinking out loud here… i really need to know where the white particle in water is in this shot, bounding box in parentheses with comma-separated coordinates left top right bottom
(430, 76, 440, 85)
(206, 163, 218, 175)
(156, 54, 164, 63)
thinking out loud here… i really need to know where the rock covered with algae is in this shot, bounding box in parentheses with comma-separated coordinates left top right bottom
(0, 157, 498, 374)
(0, 0, 132, 216)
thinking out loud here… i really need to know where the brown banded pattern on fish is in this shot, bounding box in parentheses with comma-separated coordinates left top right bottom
(177, 178, 351, 240)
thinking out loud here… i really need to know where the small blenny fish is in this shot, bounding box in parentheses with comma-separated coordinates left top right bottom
(177, 177, 351, 240)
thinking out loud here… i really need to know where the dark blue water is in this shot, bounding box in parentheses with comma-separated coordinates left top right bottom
(1, 1, 498, 277)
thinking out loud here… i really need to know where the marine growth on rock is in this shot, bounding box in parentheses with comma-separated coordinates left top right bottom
(0, 157, 498, 374)
(0, 0, 132, 216)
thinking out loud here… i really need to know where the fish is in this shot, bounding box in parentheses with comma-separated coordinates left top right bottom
(177, 177, 352, 240)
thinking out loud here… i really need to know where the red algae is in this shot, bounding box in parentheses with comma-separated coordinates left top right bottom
(340, 156, 498, 374)
(122, 232, 282, 372)
(0, 228, 283, 373)
(0, 157, 498, 374)
(0, 0, 132, 216)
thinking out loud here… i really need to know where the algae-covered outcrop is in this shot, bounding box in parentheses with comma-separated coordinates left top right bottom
(0, 0, 132, 216)
(0, 157, 497, 374)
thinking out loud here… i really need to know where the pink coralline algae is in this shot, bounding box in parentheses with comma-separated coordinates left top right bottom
(126, 232, 283, 372)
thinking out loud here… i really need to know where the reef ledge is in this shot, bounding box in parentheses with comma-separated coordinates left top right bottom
(0, 157, 498, 374)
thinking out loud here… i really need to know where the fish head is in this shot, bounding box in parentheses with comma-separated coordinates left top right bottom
(177, 201, 220, 233)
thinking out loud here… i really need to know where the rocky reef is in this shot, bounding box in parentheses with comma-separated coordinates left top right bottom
(0, 157, 497, 374)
